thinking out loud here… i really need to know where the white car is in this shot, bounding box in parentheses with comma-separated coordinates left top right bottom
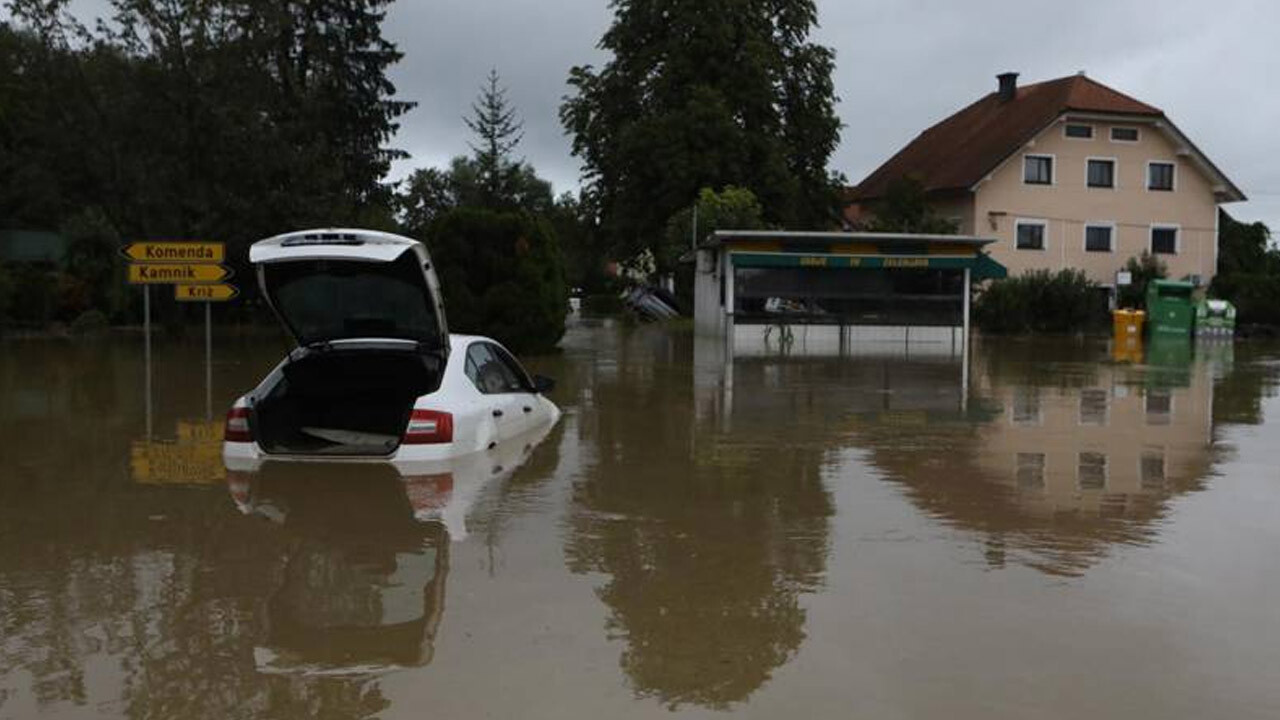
(222, 228, 561, 463)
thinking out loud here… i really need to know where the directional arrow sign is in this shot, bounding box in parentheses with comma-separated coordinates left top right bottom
(175, 283, 238, 302)
(128, 263, 232, 284)
(122, 241, 224, 263)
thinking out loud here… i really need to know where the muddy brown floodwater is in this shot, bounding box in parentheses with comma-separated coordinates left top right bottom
(2, 320, 1279, 719)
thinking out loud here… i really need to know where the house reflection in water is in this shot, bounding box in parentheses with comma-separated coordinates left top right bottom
(973, 338, 1213, 517)
(849, 337, 1223, 576)
(695, 332, 1224, 579)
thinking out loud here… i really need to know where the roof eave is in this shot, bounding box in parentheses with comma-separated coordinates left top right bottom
(700, 229, 996, 250)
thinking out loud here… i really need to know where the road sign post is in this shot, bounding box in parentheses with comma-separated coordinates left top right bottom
(124, 241, 234, 430)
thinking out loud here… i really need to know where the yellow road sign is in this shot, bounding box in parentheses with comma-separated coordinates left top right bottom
(128, 263, 231, 284)
(122, 241, 224, 263)
(175, 283, 239, 302)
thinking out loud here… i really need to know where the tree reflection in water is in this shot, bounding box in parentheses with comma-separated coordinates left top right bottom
(563, 329, 834, 709)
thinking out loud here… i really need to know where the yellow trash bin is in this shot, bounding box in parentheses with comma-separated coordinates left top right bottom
(1113, 309, 1145, 340)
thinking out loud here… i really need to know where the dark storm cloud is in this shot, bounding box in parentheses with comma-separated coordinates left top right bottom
(47, 0, 1280, 228)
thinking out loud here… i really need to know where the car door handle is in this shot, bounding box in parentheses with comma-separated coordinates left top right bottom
(492, 409, 504, 418)
(523, 406, 532, 413)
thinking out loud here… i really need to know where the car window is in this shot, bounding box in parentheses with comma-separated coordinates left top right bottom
(488, 343, 533, 390)
(466, 343, 524, 394)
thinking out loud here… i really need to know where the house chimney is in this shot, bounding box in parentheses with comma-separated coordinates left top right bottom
(997, 72, 1019, 101)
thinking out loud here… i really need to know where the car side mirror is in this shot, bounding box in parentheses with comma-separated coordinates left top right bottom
(531, 374, 555, 394)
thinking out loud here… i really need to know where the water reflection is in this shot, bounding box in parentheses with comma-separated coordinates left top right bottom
(563, 329, 834, 709)
(554, 326, 1242, 710)
(2, 328, 1278, 718)
(229, 464, 449, 672)
(695, 334, 1225, 578)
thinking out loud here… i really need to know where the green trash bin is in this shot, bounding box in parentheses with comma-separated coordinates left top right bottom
(1146, 279, 1196, 337)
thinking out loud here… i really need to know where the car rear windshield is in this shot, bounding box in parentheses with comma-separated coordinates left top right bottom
(264, 253, 440, 346)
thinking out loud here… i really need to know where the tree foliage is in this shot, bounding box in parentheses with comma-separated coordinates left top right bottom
(1, 0, 413, 309)
(561, 0, 843, 274)
(399, 70, 554, 231)
(465, 68, 525, 206)
(427, 208, 567, 354)
(548, 191, 610, 293)
(1117, 251, 1167, 310)
(864, 176, 958, 234)
(1211, 209, 1280, 326)
(662, 185, 766, 267)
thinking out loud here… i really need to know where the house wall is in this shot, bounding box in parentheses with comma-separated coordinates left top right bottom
(967, 117, 1219, 286)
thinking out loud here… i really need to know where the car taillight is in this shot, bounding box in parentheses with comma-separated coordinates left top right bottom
(403, 409, 453, 444)
(224, 407, 253, 442)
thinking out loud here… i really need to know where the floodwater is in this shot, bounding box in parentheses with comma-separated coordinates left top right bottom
(2, 321, 1279, 719)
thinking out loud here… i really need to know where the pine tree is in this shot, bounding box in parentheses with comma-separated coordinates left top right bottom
(465, 68, 525, 207)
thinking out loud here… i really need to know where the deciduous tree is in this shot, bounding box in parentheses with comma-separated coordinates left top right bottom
(561, 0, 843, 275)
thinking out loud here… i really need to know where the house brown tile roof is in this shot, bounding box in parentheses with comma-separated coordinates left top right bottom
(847, 74, 1163, 203)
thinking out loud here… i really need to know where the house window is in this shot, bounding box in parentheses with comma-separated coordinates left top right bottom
(1146, 388, 1172, 425)
(1015, 220, 1047, 251)
(1016, 452, 1046, 490)
(1148, 162, 1175, 191)
(1023, 155, 1053, 185)
(1012, 386, 1041, 425)
(1078, 452, 1107, 491)
(1079, 388, 1108, 425)
(1151, 226, 1178, 255)
(1084, 225, 1113, 253)
(1064, 124, 1093, 139)
(1140, 448, 1166, 490)
(1087, 158, 1115, 188)
(1111, 127, 1140, 142)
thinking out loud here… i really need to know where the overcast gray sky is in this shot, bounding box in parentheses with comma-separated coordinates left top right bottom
(58, 0, 1280, 230)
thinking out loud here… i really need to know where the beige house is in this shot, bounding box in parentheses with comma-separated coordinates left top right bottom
(846, 72, 1246, 290)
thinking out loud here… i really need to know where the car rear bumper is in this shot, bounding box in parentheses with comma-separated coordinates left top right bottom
(223, 439, 466, 468)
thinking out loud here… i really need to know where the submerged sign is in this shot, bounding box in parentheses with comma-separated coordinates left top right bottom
(131, 420, 225, 486)
(122, 241, 225, 263)
(128, 263, 231, 284)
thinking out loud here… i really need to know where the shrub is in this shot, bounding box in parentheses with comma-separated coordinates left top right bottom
(974, 269, 1109, 334)
(427, 208, 568, 354)
(61, 207, 123, 317)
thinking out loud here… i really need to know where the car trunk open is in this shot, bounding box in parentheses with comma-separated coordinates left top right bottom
(247, 231, 450, 456)
(254, 348, 443, 456)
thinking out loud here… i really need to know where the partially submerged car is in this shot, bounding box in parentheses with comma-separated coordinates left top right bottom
(223, 228, 560, 462)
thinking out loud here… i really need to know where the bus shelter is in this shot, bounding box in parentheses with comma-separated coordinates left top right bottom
(692, 230, 1006, 355)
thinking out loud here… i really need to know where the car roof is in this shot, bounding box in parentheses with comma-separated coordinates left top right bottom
(449, 334, 490, 350)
